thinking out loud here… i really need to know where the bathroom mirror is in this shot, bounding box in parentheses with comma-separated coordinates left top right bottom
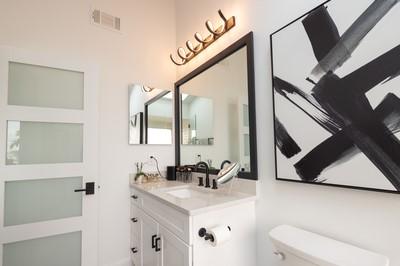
(129, 84, 173, 145)
(175, 32, 258, 180)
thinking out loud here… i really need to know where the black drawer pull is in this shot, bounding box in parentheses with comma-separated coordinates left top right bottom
(151, 234, 157, 249)
(155, 237, 161, 252)
(131, 218, 138, 223)
(131, 247, 138, 254)
(131, 195, 138, 199)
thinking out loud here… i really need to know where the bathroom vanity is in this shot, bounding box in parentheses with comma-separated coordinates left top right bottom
(130, 180, 256, 266)
(129, 32, 258, 266)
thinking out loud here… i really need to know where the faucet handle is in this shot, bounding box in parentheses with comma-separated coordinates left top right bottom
(198, 177, 204, 186)
(205, 176, 210, 188)
(212, 179, 218, 189)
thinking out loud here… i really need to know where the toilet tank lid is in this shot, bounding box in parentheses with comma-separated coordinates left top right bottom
(269, 225, 389, 266)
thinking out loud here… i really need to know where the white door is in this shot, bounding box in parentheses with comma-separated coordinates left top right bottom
(238, 98, 250, 172)
(160, 225, 191, 266)
(141, 211, 160, 266)
(0, 47, 99, 266)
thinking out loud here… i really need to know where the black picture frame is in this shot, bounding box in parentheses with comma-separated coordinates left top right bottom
(174, 32, 258, 180)
(270, 0, 400, 194)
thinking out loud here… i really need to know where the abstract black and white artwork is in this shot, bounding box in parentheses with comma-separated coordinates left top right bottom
(271, 0, 400, 193)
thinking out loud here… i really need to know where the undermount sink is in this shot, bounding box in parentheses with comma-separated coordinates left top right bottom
(166, 187, 209, 199)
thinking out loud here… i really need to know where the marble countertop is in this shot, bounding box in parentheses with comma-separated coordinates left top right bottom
(131, 180, 256, 215)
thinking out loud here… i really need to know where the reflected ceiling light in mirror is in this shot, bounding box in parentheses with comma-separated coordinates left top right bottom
(170, 10, 236, 66)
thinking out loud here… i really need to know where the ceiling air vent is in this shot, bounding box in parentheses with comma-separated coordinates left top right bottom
(91, 9, 121, 31)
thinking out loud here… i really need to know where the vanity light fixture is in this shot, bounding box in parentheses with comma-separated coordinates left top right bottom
(170, 10, 236, 66)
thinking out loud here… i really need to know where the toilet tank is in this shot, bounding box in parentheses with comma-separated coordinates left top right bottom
(269, 225, 389, 266)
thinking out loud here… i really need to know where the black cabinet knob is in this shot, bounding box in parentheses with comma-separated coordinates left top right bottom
(131, 247, 138, 254)
(131, 218, 138, 223)
(131, 195, 138, 199)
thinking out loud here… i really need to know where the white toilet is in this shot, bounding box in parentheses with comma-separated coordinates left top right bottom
(269, 225, 390, 266)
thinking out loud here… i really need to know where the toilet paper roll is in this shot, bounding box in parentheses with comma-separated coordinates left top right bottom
(209, 225, 232, 247)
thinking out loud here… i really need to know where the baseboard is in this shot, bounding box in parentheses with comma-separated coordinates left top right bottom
(107, 257, 131, 266)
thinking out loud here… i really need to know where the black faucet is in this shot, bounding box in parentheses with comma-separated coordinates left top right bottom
(195, 161, 210, 188)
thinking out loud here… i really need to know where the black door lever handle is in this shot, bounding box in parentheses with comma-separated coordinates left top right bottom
(74, 182, 95, 195)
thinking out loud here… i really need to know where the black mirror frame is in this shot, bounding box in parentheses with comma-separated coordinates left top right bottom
(174, 32, 258, 180)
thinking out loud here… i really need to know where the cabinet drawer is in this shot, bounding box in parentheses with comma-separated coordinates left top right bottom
(130, 246, 141, 266)
(142, 193, 191, 244)
(130, 189, 143, 207)
(130, 206, 141, 266)
(160, 224, 192, 266)
(130, 206, 141, 238)
(130, 218, 140, 247)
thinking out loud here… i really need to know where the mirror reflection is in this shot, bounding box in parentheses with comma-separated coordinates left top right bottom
(129, 84, 173, 145)
(180, 47, 251, 171)
(181, 94, 214, 145)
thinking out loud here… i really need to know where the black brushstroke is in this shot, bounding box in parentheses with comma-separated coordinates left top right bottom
(383, 69, 400, 84)
(311, 73, 400, 190)
(302, 6, 340, 61)
(272, 0, 400, 192)
(376, 93, 400, 134)
(306, 77, 317, 85)
(308, 0, 400, 80)
(342, 44, 400, 94)
(295, 93, 400, 182)
(274, 77, 343, 133)
(275, 118, 302, 158)
(295, 127, 354, 181)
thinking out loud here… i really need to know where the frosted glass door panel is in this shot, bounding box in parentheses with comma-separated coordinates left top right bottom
(4, 177, 82, 226)
(8, 62, 84, 109)
(6, 121, 83, 165)
(244, 134, 250, 156)
(3, 231, 81, 266)
(243, 104, 249, 127)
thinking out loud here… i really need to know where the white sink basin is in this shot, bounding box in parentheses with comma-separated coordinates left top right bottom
(166, 188, 197, 199)
(166, 188, 209, 199)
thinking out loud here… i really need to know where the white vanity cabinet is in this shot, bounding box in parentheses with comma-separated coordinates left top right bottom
(130, 184, 256, 266)
(159, 225, 192, 266)
(130, 189, 192, 266)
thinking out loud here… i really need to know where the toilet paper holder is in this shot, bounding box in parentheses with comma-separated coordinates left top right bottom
(198, 226, 231, 243)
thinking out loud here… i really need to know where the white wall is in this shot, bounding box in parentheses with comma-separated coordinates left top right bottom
(174, 0, 400, 265)
(0, 0, 176, 265)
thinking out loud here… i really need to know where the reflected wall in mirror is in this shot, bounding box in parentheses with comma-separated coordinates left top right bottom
(129, 84, 173, 145)
(175, 32, 257, 180)
(181, 94, 214, 145)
